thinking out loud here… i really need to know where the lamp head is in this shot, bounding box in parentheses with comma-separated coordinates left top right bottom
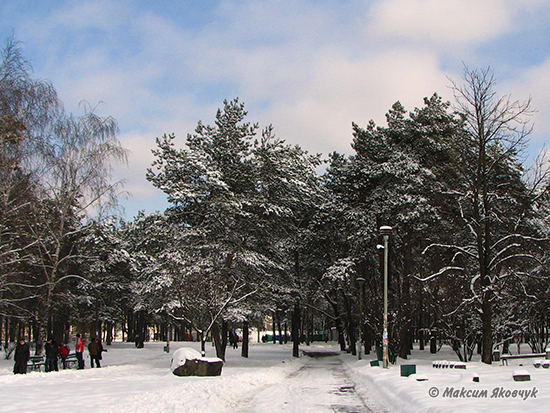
(379, 226, 392, 236)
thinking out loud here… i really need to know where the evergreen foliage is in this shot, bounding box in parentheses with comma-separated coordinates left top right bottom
(1, 36, 548, 363)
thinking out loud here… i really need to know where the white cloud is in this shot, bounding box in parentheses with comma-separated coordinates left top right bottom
(255, 47, 450, 156)
(44, 0, 128, 32)
(503, 57, 550, 161)
(112, 130, 170, 218)
(33, 1, 458, 215)
(4, 0, 549, 219)
(368, 0, 512, 47)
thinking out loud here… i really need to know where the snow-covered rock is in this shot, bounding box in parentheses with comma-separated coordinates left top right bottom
(170, 347, 223, 376)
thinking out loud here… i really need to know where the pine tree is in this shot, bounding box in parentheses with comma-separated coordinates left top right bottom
(325, 94, 463, 359)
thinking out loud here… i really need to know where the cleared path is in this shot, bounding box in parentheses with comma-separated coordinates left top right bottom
(243, 350, 388, 413)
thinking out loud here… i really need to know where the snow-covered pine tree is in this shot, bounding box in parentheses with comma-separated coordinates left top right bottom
(324, 94, 463, 360)
(118, 211, 177, 346)
(250, 125, 323, 357)
(147, 99, 276, 356)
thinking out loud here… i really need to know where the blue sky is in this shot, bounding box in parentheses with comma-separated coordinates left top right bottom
(2, 0, 549, 220)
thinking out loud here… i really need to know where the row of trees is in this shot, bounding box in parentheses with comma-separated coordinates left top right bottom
(1, 36, 549, 364)
(0, 37, 127, 352)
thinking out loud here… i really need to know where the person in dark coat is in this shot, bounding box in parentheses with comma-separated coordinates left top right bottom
(229, 331, 239, 349)
(13, 338, 30, 374)
(44, 336, 59, 372)
(88, 337, 102, 368)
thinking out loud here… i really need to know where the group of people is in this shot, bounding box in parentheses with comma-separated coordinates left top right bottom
(13, 333, 104, 374)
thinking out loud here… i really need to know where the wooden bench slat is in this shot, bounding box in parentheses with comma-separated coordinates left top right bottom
(501, 353, 545, 359)
(500, 353, 547, 365)
(27, 356, 45, 372)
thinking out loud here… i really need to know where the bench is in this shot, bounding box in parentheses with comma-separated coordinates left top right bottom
(500, 352, 549, 366)
(62, 353, 79, 369)
(27, 355, 45, 372)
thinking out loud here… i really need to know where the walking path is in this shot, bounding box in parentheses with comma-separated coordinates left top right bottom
(242, 350, 389, 413)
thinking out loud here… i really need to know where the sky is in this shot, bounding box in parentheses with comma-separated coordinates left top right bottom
(1, 0, 549, 220)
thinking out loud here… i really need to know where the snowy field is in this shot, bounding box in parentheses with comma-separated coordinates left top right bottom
(1, 340, 549, 412)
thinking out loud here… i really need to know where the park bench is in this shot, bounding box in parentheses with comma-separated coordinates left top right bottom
(62, 353, 79, 369)
(499, 351, 550, 366)
(27, 355, 45, 372)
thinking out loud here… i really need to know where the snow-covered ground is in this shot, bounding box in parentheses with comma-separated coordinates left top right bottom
(1, 340, 549, 412)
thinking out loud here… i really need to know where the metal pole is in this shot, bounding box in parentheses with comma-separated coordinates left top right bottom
(380, 226, 392, 368)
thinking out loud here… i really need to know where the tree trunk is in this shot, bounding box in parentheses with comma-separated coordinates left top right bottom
(399, 237, 412, 359)
(221, 319, 228, 353)
(8, 317, 16, 343)
(135, 311, 145, 348)
(34, 320, 43, 355)
(199, 331, 206, 356)
(241, 321, 249, 358)
(292, 302, 300, 358)
(481, 293, 493, 364)
(304, 307, 310, 346)
(106, 322, 113, 345)
(342, 291, 356, 355)
(430, 332, 437, 354)
(212, 321, 225, 361)
(126, 308, 134, 343)
(325, 290, 346, 351)
(52, 319, 64, 346)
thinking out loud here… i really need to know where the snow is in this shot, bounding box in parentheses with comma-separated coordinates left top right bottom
(169, 347, 222, 371)
(346, 345, 550, 413)
(1, 341, 550, 412)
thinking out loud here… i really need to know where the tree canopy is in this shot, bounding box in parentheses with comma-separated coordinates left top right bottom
(1, 37, 549, 365)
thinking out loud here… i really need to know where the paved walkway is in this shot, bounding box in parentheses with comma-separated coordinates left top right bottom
(243, 351, 388, 413)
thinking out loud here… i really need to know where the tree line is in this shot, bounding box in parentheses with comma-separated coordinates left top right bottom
(1, 37, 549, 364)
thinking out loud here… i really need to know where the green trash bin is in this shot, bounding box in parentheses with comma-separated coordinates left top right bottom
(370, 360, 379, 367)
(401, 364, 416, 377)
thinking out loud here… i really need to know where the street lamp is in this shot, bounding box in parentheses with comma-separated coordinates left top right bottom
(380, 225, 392, 368)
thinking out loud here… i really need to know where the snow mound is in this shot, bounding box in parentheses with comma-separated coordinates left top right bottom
(170, 347, 223, 376)
(170, 347, 202, 370)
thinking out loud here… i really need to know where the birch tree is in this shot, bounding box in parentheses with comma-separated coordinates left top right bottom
(29, 108, 128, 344)
(0, 36, 60, 322)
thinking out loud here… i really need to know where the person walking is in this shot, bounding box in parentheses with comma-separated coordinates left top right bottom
(75, 334, 84, 369)
(13, 338, 30, 374)
(44, 336, 59, 372)
(88, 337, 102, 368)
(230, 331, 239, 349)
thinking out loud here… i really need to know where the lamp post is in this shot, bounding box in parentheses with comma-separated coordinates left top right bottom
(380, 225, 392, 368)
